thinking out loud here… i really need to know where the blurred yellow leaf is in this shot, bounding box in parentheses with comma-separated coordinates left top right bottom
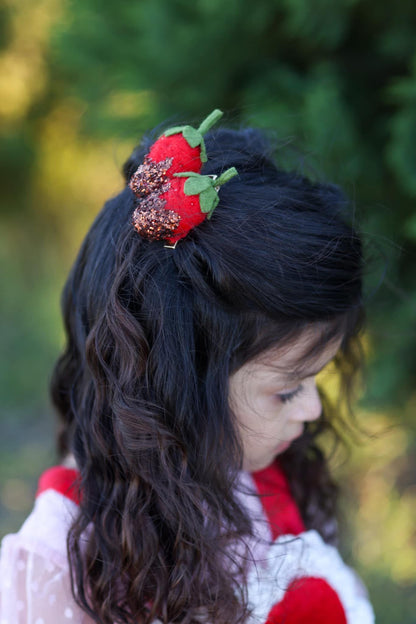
(0, 0, 62, 124)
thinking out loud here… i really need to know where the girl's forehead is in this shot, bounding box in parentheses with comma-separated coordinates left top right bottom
(254, 330, 343, 380)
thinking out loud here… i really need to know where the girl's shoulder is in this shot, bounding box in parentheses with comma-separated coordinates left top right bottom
(1, 463, 375, 624)
(8, 466, 80, 562)
(245, 462, 375, 624)
(2, 465, 80, 567)
(0, 465, 92, 624)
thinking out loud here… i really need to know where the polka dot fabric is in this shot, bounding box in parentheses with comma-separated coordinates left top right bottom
(0, 465, 374, 623)
(0, 490, 90, 623)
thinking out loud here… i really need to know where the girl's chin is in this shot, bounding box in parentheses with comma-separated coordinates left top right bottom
(248, 443, 294, 472)
(246, 454, 279, 473)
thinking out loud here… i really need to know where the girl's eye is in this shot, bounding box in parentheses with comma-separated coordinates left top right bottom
(277, 384, 303, 404)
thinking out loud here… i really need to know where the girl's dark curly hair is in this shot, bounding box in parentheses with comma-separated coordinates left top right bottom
(51, 126, 364, 624)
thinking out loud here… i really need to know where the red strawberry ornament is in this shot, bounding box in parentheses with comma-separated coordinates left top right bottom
(164, 168, 237, 243)
(131, 168, 238, 244)
(148, 109, 223, 175)
(129, 109, 238, 245)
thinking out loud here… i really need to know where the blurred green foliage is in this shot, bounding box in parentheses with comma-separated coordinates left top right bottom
(1, 0, 415, 621)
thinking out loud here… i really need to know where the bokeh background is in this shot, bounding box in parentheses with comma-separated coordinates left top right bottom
(1, 1, 415, 621)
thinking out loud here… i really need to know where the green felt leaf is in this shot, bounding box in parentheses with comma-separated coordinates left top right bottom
(163, 111, 222, 157)
(182, 126, 202, 148)
(200, 141, 207, 163)
(163, 125, 187, 137)
(199, 187, 219, 216)
(183, 176, 212, 195)
(174, 171, 201, 178)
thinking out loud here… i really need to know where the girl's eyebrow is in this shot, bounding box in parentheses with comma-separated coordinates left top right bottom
(284, 369, 318, 382)
(283, 359, 334, 382)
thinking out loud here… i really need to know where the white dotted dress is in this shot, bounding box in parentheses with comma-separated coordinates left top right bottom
(0, 465, 375, 624)
(0, 484, 87, 623)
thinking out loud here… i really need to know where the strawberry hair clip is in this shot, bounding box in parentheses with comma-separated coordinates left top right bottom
(128, 110, 237, 247)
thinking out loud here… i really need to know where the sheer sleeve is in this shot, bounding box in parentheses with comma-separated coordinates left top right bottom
(0, 481, 94, 624)
(0, 535, 93, 624)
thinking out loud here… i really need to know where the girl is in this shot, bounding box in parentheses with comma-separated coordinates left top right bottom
(0, 111, 375, 623)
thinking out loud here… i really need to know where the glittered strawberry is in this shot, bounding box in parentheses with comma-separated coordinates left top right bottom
(132, 168, 238, 245)
(148, 109, 223, 175)
(129, 109, 238, 244)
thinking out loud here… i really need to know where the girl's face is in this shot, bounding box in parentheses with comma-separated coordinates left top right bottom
(229, 331, 341, 472)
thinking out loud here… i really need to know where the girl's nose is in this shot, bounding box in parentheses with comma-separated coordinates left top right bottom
(292, 381, 322, 423)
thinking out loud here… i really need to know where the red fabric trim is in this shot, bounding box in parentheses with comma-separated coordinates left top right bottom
(251, 461, 305, 540)
(36, 466, 81, 505)
(265, 576, 348, 624)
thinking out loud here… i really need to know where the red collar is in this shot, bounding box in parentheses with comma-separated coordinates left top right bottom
(36, 462, 305, 538)
(36, 465, 81, 505)
(251, 461, 305, 539)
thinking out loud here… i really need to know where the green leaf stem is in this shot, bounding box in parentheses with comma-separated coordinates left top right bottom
(197, 109, 223, 135)
(174, 166, 238, 218)
(162, 110, 223, 161)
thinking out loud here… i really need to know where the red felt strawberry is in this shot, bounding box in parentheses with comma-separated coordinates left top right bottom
(131, 168, 238, 244)
(129, 109, 238, 245)
(265, 578, 347, 624)
(148, 109, 223, 175)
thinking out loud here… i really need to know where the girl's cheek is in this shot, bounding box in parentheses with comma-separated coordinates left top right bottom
(263, 400, 283, 422)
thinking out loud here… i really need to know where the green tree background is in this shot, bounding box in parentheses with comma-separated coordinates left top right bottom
(1, 0, 415, 621)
